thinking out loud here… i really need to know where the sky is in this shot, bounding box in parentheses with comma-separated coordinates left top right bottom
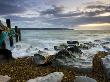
(0, 0, 110, 30)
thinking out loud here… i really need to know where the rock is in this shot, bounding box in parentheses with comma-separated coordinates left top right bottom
(74, 76, 97, 82)
(52, 49, 92, 73)
(52, 49, 80, 67)
(93, 51, 108, 69)
(44, 48, 49, 50)
(67, 45, 82, 54)
(102, 46, 110, 52)
(33, 51, 56, 65)
(94, 39, 101, 42)
(101, 42, 110, 45)
(101, 55, 110, 79)
(0, 75, 11, 82)
(79, 42, 96, 50)
(54, 46, 59, 51)
(67, 41, 79, 45)
(79, 44, 89, 50)
(27, 72, 64, 82)
(0, 49, 14, 64)
(54, 43, 68, 51)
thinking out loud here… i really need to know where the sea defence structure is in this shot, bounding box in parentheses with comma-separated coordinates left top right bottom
(1, 19, 21, 47)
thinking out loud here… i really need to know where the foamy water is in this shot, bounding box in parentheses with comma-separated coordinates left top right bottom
(20, 30, 110, 50)
(8, 30, 110, 59)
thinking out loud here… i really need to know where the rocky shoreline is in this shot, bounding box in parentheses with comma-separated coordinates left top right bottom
(1, 40, 110, 82)
(0, 51, 109, 82)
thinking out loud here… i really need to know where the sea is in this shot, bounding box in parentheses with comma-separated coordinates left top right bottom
(20, 30, 110, 50)
(5, 30, 110, 58)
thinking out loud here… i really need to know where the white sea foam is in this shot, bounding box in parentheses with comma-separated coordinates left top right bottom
(8, 30, 110, 59)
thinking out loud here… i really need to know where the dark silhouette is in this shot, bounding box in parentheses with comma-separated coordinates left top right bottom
(0, 49, 14, 63)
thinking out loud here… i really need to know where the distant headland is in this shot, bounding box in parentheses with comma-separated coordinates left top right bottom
(17, 28, 74, 30)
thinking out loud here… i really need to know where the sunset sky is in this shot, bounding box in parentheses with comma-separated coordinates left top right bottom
(0, 0, 110, 30)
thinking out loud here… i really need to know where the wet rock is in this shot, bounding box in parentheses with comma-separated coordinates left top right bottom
(101, 55, 110, 79)
(67, 41, 79, 45)
(79, 44, 89, 50)
(102, 46, 110, 52)
(0, 75, 11, 82)
(52, 49, 75, 67)
(54, 46, 59, 51)
(54, 43, 68, 51)
(52, 49, 80, 67)
(33, 51, 55, 65)
(94, 39, 101, 42)
(52, 48, 92, 73)
(84, 42, 95, 47)
(27, 72, 64, 82)
(101, 42, 110, 45)
(80, 42, 96, 50)
(67, 45, 82, 54)
(0, 49, 14, 64)
(74, 76, 97, 82)
(44, 48, 49, 50)
(93, 51, 108, 69)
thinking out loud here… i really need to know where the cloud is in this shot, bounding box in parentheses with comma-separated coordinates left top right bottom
(86, 5, 107, 9)
(40, 3, 110, 17)
(84, 4, 110, 16)
(40, 6, 83, 17)
(42, 15, 110, 28)
(84, 10, 105, 16)
(0, 0, 26, 15)
(3, 15, 38, 22)
(0, 0, 110, 29)
(40, 6, 64, 15)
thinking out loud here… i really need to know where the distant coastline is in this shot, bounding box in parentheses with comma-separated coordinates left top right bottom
(15, 28, 74, 30)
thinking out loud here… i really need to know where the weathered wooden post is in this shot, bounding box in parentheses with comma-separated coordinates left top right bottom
(6, 19, 14, 47)
(15, 26, 19, 42)
(18, 28, 21, 41)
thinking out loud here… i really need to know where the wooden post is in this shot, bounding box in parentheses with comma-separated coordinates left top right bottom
(6, 19, 14, 47)
(15, 26, 19, 42)
(18, 28, 21, 41)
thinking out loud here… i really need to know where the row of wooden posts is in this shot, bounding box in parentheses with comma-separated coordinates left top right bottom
(6, 19, 21, 47)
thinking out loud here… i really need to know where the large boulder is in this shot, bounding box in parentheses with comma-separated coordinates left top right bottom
(33, 50, 56, 65)
(27, 72, 64, 82)
(101, 55, 110, 79)
(52, 49, 80, 67)
(52, 49, 92, 73)
(0, 75, 11, 82)
(74, 76, 97, 82)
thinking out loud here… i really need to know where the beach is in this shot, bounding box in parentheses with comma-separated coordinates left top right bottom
(1, 30, 110, 82)
(0, 52, 109, 82)
(0, 0, 110, 81)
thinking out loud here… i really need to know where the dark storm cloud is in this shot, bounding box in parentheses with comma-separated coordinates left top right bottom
(40, 4, 110, 17)
(0, 0, 26, 15)
(3, 15, 38, 21)
(56, 12, 83, 17)
(86, 5, 107, 9)
(40, 6, 82, 17)
(84, 10, 105, 16)
(0, 0, 109, 29)
(40, 6, 64, 15)
(42, 16, 110, 27)
(85, 4, 110, 16)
